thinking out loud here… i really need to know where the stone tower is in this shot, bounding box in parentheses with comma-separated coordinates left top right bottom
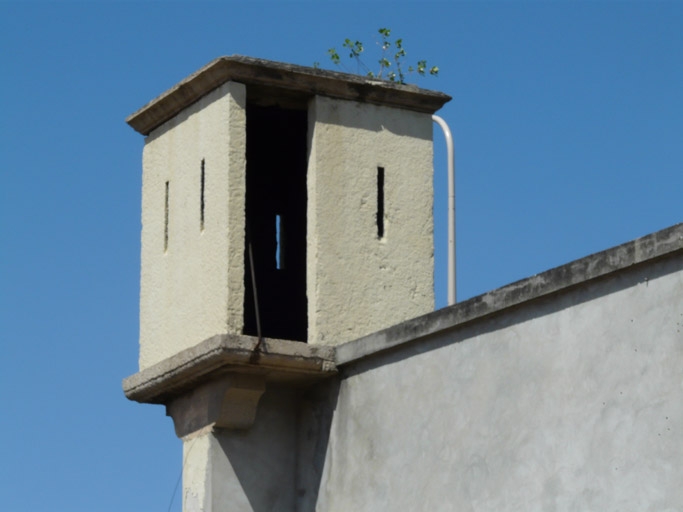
(124, 56, 450, 511)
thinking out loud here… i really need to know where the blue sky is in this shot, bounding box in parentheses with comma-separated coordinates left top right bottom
(1, 2, 681, 511)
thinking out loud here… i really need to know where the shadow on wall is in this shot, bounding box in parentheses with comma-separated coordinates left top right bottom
(314, 97, 432, 139)
(217, 379, 340, 512)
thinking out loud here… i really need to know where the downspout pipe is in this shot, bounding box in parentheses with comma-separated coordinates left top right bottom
(432, 115, 456, 305)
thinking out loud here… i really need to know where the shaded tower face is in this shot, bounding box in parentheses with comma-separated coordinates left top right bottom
(128, 56, 450, 370)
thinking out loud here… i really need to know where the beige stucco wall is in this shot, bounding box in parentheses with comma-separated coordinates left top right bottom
(318, 255, 683, 511)
(139, 87, 436, 364)
(139, 81, 246, 370)
(307, 96, 435, 345)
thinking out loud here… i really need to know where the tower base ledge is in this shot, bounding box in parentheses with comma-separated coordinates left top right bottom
(122, 333, 337, 406)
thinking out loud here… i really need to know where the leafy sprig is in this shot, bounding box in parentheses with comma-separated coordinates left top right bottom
(324, 28, 438, 85)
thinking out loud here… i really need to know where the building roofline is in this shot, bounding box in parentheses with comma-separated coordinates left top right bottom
(123, 222, 682, 402)
(126, 55, 452, 135)
(335, 222, 683, 366)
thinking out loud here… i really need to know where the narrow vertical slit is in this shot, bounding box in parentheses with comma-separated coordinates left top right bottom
(200, 159, 205, 231)
(164, 181, 170, 252)
(275, 214, 282, 269)
(377, 167, 385, 239)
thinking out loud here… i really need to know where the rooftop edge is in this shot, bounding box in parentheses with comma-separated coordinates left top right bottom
(126, 55, 452, 135)
(335, 222, 683, 366)
(123, 222, 683, 394)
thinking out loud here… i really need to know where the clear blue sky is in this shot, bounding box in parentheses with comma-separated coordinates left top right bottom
(1, 2, 681, 511)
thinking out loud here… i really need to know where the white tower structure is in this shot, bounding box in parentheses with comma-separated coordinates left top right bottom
(124, 56, 450, 511)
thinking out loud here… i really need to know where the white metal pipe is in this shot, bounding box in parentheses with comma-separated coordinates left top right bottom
(432, 115, 456, 305)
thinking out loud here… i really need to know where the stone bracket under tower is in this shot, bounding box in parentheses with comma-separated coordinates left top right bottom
(123, 333, 336, 436)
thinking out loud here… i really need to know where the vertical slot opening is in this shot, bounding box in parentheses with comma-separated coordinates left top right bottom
(200, 159, 205, 231)
(377, 166, 385, 239)
(275, 214, 283, 270)
(164, 181, 169, 252)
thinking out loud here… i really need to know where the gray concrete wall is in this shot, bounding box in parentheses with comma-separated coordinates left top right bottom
(317, 253, 683, 511)
(182, 388, 300, 512)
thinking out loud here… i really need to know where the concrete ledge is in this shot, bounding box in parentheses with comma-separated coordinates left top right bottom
(336, 222, 683, 365)
(126, 55, 451, 135)
(123, 334, 336, 404)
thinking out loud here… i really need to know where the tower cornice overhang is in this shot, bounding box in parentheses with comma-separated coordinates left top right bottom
(126, 55, 452, 135)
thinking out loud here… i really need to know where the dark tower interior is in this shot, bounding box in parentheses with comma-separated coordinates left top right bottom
(243, 104, 308, 342)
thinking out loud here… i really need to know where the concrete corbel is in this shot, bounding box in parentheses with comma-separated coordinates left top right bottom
(166, 374, 266, 438)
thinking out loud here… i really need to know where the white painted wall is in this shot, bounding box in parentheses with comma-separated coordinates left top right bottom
(139, 82, 247, 370)
(307, 96, 435, 346)
(318, 256, 683, 511)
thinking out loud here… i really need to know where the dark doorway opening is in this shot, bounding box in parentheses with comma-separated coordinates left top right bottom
(243, 104, 308, 342)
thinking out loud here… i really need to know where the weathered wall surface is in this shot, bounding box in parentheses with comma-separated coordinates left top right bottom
(182, 388, 299, 512)
(307, 96, 434, 346)
(139, 82, 246, 370)
(318, 254, 683, 511)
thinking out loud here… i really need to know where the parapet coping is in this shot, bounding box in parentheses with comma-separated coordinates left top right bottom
(126, 55, 452, 135)
(123, 334, 336, 405)
(335, 222, 683, 366)
(123, 222, 682, 400)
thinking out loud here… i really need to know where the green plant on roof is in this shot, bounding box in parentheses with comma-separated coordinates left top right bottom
(321, 28, 438, 85)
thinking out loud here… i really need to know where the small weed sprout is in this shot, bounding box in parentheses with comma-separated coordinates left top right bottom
(325, 28, 438, 85)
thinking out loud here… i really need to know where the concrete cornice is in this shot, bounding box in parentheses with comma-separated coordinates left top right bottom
(123, 334, 336, 405)
(335, 222, 683, 365)
(126, 55, 452, 135)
